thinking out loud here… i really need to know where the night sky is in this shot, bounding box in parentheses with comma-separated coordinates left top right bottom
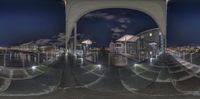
(78, 9, 158, 47)
(0, 0, 200, 47)
(0, 0, 65, 46)
(168, 0, 200, 47)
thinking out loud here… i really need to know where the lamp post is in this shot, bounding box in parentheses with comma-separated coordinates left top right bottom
(149, 42, 157, 64)
(159, 32, 164, 54)
(149, 42, 157, 57)
(190, 53, 194, 63)
(82, 39, 93, 58)
(124, 37, 127, 55)
(74, 22, 77, 57)
(3, 49, 7, 67)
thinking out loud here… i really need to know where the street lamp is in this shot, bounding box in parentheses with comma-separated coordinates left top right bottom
(31, 65, 37, 70)
(82, 39, 93, 54)
(96, 64, 102, 68)
(149, 33, 153, 37)
(190, 52, 194, 63)
(149, 42, 157, 64)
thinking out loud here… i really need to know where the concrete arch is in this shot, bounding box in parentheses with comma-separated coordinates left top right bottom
(65, 0, 167, 50)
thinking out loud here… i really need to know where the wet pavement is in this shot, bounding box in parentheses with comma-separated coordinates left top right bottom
(0, 56, 63, 96)
(1, 53, 200, 98)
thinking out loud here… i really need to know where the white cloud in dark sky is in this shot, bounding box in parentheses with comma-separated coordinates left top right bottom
(85, 12, 107, 18)
(111, 27, 125, 33)
(35, 39, 51, 45)
(85, 12, 132, 24)
(85, 12, 133, 35)
(57, 33, 65, 41)
(19, 33, 65, 47)
(112, 32, 121, 39)
(84, 12, 115, 20)
(56, 33, 65, 46)
(117, 17, 132, 23)
(104, 15, 115, 20)
(120, 24, 128, 29)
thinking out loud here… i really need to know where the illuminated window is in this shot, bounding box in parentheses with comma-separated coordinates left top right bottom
(149, 33, 153, 37)
(150, 51, 153, 55)
(159, 32, 162, 35)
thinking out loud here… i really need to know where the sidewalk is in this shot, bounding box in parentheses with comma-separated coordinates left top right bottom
(167, 52, 200, 74)
(0, 57, 64, 96)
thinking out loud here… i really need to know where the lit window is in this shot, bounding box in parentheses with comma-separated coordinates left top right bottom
(159, 32, 162, 35)
(149, 33, 153, 37)
(150, 51, 153, 55)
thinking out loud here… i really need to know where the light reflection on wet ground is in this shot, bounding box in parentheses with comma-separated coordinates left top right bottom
(64, 52, 200, 97)
(0, 52, 62, 96)
(1, 52, 200, 99)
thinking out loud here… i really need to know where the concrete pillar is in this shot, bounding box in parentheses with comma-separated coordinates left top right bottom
(74, 22, 77, 56)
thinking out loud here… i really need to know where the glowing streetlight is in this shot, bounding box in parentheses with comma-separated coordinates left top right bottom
(81, 39, 93, 45)
(96, 64, 102, 68)
(31, 66, 38, 70)
(149, 33, 153, 37)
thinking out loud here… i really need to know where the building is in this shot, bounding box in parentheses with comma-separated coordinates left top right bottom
(110, 28, 164, 62)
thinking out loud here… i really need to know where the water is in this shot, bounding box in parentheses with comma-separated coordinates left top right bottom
(0, 51, 58, 68)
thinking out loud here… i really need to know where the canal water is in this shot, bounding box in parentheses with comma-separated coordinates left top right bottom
(0, 51, 58, 68)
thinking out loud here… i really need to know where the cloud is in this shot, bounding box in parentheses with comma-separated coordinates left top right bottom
(84, 12, 115, 20)
(56, 33, 65, 45)
(57, 33, 65, 41)
(104, 15, 115, 20)
(48, 33, 65, 46)
(84, 12, 133, 25)
(120, 24, 128, 29)
(117, 17, 132, 23)
(35, 39, 51, 45)
(85, 12, 107, 18)
(111, 27, 125, 33)
(20, 41, 34, 46)
(18, 32, 66, 47)
(112, 32, 121, 39)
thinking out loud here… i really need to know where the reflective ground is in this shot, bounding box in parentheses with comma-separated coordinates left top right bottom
(1, 52, 200, 99)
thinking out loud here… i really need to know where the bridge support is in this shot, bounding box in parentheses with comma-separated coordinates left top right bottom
(64, 0, 167, 55)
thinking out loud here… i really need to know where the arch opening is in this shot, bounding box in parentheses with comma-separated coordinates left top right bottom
(66, 9, 168, 94)
(67, 8, 165, 64)
(64, 0, 169, 96)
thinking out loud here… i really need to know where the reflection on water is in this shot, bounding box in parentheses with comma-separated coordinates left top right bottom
(0, 50, 63, 79)
(0, 51, 59, 68)
(0, 47, 64, 95)
(1, 48, 200, 97)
